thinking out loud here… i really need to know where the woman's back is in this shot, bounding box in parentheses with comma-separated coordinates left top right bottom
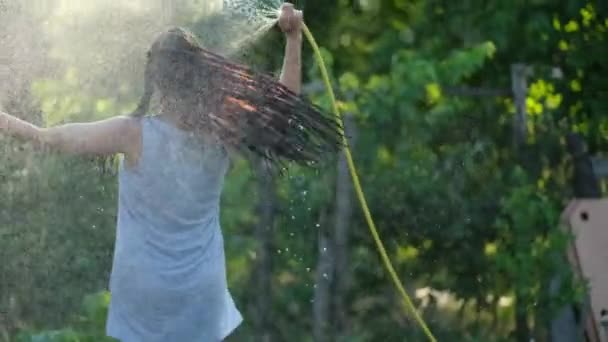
(106, 116, 241, 342)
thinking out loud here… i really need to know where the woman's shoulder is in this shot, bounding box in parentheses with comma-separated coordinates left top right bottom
(101, 115, 142, 133)
(109, 115, 142, 167)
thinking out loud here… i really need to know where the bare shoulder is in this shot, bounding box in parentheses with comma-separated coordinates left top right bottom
(111, 116, 142, 163)
(107, 115, 139, 129)
(98, 115, 140, 147)
(114, 115, 141, 136)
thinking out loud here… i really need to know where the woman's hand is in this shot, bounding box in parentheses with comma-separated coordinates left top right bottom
(278, 3, 303, 39)
(0, 110, 41, 144)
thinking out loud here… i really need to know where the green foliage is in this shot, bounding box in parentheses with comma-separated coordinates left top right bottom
(2, 0, 606, 341)
(492, 171, 582, 332)
(15, 292, 115, 342)
(0, 143, 117, 333)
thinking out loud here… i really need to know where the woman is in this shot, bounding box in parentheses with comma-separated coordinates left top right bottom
(0, 4, 334, 341)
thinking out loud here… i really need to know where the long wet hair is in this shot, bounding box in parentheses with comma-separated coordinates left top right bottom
(131, 27, 343, 167)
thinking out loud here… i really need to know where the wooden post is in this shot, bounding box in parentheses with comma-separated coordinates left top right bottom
(314, 113, 357, 342)
(510, 64, 528, 148)
(253, 161, 276, 342)
(332, 113, 356, 337)
(510, 63, 532, 340)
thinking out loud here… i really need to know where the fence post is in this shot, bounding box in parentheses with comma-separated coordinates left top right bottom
(510, 64, 528, 148)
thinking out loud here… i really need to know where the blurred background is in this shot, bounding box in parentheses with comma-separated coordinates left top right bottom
(1, 0, 607, 341)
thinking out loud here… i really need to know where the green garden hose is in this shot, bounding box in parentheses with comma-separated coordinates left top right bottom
(302, 23, 438, 342)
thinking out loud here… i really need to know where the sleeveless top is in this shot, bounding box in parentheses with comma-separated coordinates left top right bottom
(106, 116, 242, 342)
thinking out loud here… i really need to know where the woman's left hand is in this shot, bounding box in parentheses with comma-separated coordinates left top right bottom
(278, 3, 303, 38)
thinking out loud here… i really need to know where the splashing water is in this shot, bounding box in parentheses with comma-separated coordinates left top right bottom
(222, 0, 282, 25)
(219, 0, 283, 55)
(0, 0, 285, 117)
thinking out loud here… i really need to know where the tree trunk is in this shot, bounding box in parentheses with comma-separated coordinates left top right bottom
(332, 114, 356, 338)
(313, 209, 333, 342)
(510, 64, 528, 149)
(253, 161, 276, 342)
(515, 298, 530, 342)
(491, 295, 499, 332)
(511, 63, 532, 341)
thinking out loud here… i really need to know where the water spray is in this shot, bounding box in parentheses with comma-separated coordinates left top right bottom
(233, 2, 438, 340)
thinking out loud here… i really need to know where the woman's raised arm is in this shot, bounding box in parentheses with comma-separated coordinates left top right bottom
(278, 3, 303, 95)
(0, 111, 139, 157)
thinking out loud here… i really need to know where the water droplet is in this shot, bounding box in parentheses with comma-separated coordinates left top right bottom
(291, 215, 296, 220)
(306, 267, 311, 272)
(315, 223, 320, 228)
(277, 249, 282, 254)
(301, 190, 308, 196)
(322, 247, 327, 252)
(322, 273, 328, 279)
(285, 247, 289, 252)
(290, 232, 294, 237)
